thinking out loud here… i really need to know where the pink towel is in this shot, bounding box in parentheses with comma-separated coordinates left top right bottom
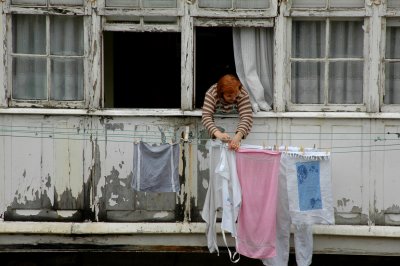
(235, 149, 281, 259)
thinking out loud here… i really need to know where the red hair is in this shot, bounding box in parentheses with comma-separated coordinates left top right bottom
(216, 74, 242, 99)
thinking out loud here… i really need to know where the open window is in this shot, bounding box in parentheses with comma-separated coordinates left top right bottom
(195, 27, 236, 109)
(195, 25, 275, 112)
(103, 32, 181, 108)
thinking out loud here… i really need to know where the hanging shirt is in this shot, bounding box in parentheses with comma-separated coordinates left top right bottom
(263, 147, 334, 266)
(201, 140, 242, 255)
(131, 141, 180, 193)
(283, 150, 334, 225)
(235, 149, 281, 259)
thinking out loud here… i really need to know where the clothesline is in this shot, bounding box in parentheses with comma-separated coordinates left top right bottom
(1, 124, 400, 154)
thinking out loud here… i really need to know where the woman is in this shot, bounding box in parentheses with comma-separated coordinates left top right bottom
(202, 74, 253, 151)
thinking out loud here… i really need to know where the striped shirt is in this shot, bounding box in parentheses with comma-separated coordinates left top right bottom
(202, 84, 253, 138)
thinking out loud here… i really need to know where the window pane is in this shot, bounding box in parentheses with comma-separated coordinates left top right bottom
(11, 0, 46, 5)
(386, 26, 400, 59)
(143, 0, 177, 8)
(12, 57, 47, 100)
(291, 62, 324, 104)
(385, 63, 400, 104)
(292, 0, 326, 8)
(329, 61, 363, 104)
(13, 15, 46, 55)
(388, 0, 400, 8)
(106, 0, 139, 7)
(330, 21, 364, 58)
(292, 21, 326, 58)
(330, 0, 364, 8)
(236, 0, 270, 9)
(50, 16, 84, 56)
(51, 58, 84, 101)
(50, 0, 84, 5)
(198, 0, 231, 8)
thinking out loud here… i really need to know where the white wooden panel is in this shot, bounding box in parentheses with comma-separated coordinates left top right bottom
(289, 124, 321, 149)
(53, 119, 85, 209)
(383, 125, 400, 214)
(10, 118, 50, 209)
(331, 125, 364, 214)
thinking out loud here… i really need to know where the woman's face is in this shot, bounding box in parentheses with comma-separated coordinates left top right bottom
(223, 91, 240, 104)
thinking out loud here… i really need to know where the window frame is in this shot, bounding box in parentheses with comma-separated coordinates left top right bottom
(4, 1, 91, 108)
(381, 2, 400, 112)
(284, 1, 371, 112)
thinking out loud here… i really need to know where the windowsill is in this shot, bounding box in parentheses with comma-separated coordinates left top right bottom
(3, 107, 400, 119)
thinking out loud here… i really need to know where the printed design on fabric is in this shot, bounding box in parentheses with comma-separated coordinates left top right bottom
(296, 161, 322, 211)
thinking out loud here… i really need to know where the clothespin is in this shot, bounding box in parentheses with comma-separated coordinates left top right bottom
(262, 141, 266, 149)
(273, 144, 277, 151)
(184, 126, 189, 142)
(300, 145, 304, 154)
(285, 145, 288, 152)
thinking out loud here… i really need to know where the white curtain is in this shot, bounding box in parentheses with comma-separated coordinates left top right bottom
(328, 21, 363, 104)
(233, 28, 274, 112)
(198, 0, 269, 9)
(106, 0, 176, 8)
(12, 15, 46, 100)
(12, 0, 83, 5)
(385, 26, 400, 104)
(291, 20, 364, 105)
(291, 21, 325, 104)
(12, 15, 84, 101)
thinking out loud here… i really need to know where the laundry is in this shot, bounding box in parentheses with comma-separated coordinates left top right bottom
(263, 148, 334, 266)
(201, 140, 242, 257)
(235, 148, 281, 259)
(201, 144, 334, 265)
(131, 141, 180, 193)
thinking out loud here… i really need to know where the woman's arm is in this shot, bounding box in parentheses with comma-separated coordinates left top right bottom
(201, 87, 219, 138)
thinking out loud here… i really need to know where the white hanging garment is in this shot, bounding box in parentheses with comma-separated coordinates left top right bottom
(201, 140, 242, 257)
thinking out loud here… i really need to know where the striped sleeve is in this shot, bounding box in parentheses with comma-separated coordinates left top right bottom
(201, 85, 219, 138)
(236, 89, 253, 138)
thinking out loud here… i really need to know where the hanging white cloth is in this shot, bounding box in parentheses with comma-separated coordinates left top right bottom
(263, 147, 334, 266)
(201, 140, 242, 256)
(233, 28, 274, 113)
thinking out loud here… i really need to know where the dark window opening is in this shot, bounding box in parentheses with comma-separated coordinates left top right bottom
(195, 27, 236, 109)
(104, 32, 181, 108)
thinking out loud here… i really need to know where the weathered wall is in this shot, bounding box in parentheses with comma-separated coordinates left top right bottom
(1, 114, 400, 226)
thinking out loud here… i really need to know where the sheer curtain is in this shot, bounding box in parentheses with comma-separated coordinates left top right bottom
(106, 0, 176, 8)
(291, 21, 325, 104)
(291, 20, 364, 105)
(385, 26, 400, 104)
(328, 21, 363, 104)
(12, 15, 46, 100)
(233, 28, 274, 112)
(12, 14, 84, 101)
(198, 0, 269, 9)
(50, 16, 84, 101)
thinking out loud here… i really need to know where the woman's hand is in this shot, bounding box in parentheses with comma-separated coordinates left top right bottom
(214, 131, 231, 142)
(228, 132, 243, 151)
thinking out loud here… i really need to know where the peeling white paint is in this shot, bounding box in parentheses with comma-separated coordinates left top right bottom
(153, 211, 169, 219)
